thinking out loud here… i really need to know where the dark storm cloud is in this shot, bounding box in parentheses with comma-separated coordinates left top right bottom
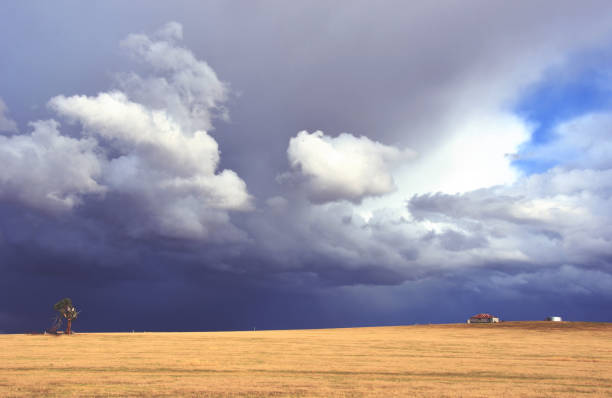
(2, 2, 612, 333)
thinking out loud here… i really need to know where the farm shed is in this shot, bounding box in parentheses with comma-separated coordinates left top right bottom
(467, 313, 499, 324)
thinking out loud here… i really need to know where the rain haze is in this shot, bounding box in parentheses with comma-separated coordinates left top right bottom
(1, 1, 612, 333)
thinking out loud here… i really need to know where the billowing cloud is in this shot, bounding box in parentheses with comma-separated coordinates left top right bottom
(49, 90, 251, 240)
(0, 119, 104, 212)
(0, 98, 18, 133)
(118, 21, 228, 132)
(0, 23, 251, 241)
(283, 130, 415, 203)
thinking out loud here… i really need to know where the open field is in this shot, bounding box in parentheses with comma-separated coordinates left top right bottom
(1, 322, 612, 397)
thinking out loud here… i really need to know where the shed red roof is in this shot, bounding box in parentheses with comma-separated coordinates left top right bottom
(470, 313, 494, 319)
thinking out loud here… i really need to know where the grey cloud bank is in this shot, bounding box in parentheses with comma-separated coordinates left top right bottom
(0, 98, 18, 133)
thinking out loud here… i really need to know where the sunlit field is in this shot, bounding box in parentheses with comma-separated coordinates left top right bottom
(1, 322, 611, 397)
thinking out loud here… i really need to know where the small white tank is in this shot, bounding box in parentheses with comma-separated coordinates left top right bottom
(546, 316, 562, 322)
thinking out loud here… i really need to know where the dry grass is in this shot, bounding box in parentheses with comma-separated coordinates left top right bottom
(1, 322, 611, 397)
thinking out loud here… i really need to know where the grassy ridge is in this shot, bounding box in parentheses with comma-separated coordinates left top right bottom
(1, 322, 611, 397)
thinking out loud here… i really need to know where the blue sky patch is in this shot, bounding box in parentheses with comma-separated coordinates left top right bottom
(513, 52, 612, 174)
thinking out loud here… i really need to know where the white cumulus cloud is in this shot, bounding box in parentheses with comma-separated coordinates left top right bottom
(0, 23, 251, 241)
(0, 120, 104, 212)
(284, 130, 415, 203)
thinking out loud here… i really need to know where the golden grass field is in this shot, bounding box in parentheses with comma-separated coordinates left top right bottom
(1, 322, 612, 397)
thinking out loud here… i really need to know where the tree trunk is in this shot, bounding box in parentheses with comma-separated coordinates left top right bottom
(66, 319, 72, 335)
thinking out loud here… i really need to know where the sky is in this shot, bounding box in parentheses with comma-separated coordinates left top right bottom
(1, 1, 612, 333)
